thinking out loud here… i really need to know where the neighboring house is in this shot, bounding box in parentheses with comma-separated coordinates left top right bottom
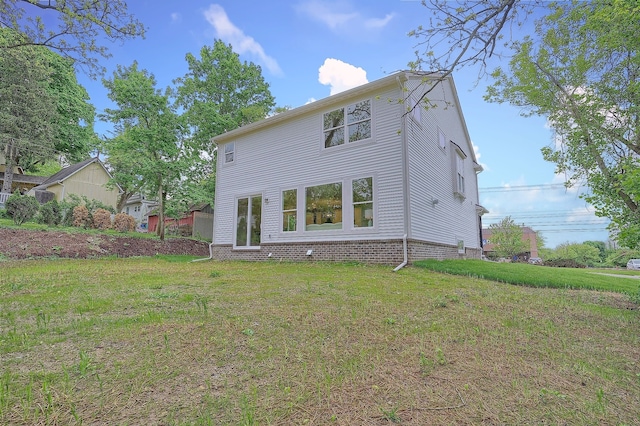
(121, 193, 158, 231)
(27, 157, 119, 209)
(0, 173, 46, 195)
(147, 203, 214, 240)
(211, 71, 487, 265)
(482, 226, 540, 260)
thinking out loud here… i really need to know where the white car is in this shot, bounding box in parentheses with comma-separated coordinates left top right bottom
(626, 259, 640, 270)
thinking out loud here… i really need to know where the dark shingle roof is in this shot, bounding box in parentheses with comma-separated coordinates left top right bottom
(33, 157, 99, 190)
(0, 172, 47, 185)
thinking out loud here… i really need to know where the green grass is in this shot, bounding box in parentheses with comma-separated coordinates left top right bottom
(0, 259, 639, 425)
(415, 259, 640, 294)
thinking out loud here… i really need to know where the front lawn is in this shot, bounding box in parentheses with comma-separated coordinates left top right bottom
(415, 259, 640, 295)
(1, 259, 638, 425)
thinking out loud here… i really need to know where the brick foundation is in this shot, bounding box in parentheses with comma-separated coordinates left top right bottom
(212, 238, 482, 265)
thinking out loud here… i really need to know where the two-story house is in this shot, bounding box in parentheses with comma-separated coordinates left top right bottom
(211, 71, 487, 265)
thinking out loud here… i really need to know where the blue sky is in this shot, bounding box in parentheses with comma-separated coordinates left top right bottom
(67, 0, 609, 248)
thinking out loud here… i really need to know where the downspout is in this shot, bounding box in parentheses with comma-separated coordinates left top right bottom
(394, 73, 411, 272)
(192, 241, 214, 262)
(393, 233, 408, 272)
(192, 144, 219, 263)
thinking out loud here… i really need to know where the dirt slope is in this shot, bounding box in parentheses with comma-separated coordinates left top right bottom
(0, 228, 210, 260)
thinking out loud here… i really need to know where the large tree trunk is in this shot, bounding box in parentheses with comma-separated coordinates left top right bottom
(156, 180, 165, 241)
(1, 141, 16, 194)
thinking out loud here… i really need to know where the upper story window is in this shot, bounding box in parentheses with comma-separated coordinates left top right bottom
(223, 142, 235, 164)
(452, 144, 467, 198)
(438, 128, 446, 150)
(323, 100, 371, 148)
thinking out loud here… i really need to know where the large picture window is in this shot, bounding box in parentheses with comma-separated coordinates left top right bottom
(282, 189, 297, 232)
(323, 100, 371, 148)
(352, 177, 373, 228)
(305, 182, 342, 231)
(236, 195, 261, 247)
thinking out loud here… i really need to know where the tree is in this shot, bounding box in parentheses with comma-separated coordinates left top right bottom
(101, 62, 190, 240)
(489, 216, 528, 259)
(553, 242, 602, 267)
(408, 0, 541, 105)
(1, 28, 95, 193)
(0, 0, 145, 77)
(484, 0, 640, 248)
(0, 32, 56, 194)
(175, 40, 276, 154)
(411, 0, 640, 249)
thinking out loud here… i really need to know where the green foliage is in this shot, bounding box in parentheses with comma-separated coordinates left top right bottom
(101, 62, 187, 240)
(605, 248, 640, 268)
(485, 0, 640, 249)
(175, 40, 276, 152)
(5, 192, 39, 225)
(0, 0, 145, 77)
(488, 216, 528, 258)
(37, 200, 62, 226)
(0, 29, 56, 193)
(550, 242, 602, 267)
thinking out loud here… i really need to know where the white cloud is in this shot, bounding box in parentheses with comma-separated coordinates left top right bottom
(364, 13, 395, 29)
(171, 12, 181, 23)
(318, 58, 368, 95)
(472, 141, 489, 172)
(203, 4, 283, 76)
(296, 1, 394, 32)
(305, 98, 317, 105)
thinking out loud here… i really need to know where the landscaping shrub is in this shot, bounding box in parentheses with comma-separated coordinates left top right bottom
(92, 208, 113, 230)
(72, 205, 91, 228)
(544, 258, 586, 268)
(113, 213, 136, 232)
(59, 197, 82, 227)
(38, 199, 62, 226)
(5, 192, 40, 225)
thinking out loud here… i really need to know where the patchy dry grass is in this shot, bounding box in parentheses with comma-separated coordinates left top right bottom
(1, 258, 638, 425)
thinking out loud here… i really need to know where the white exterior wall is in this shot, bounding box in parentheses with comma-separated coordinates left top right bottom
(214, 84, 407, 247)
(405, 77, 482, 250)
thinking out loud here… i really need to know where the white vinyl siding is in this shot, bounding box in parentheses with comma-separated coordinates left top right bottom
(214, 87, 404, 246)
(404, 77, 481, 250)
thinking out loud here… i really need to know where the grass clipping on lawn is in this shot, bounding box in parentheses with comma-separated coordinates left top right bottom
(0, 258, 638, 425)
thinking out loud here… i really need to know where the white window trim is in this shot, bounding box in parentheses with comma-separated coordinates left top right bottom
(281, 188, 298, 233)
(322, 99, 372, 150)
(303, 180, 345, 233)
(223, 142, 235, 165)
(438, 128, 447, 151)
(351, 176, 376, 231)
(233, 194, 262, 250)
(451, 143, 467, 199)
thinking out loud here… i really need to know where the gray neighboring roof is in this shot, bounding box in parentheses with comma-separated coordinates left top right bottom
(0, 172, 47, 185)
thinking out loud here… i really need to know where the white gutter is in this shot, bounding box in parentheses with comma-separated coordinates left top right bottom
(394, 74, 411, 272)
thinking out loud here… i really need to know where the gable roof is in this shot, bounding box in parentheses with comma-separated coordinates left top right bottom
(33, 157, 118, 191)
(213, 71, 480, 165)
(213, 71, 412, 144)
